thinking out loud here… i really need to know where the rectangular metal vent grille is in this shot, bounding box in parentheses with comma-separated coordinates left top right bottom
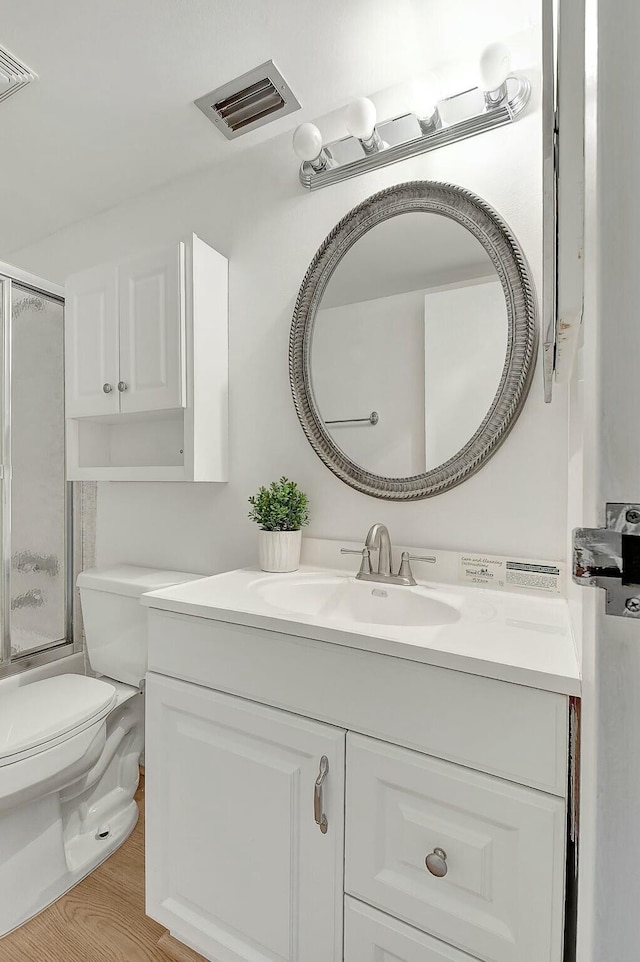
(0, 45, 37, 105)
(214, 78, 285, 132)
(195, 60, 301, 140)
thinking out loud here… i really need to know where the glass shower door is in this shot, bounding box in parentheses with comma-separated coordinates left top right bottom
(9, 284, 69, 657)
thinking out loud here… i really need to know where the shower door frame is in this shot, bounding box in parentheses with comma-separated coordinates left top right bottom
(0, 261, 80, 677)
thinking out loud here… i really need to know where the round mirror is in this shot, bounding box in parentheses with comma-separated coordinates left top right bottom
(290, 181, 537, 500)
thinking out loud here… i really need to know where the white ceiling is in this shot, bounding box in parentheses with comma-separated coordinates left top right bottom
(0, 0, 540, 255)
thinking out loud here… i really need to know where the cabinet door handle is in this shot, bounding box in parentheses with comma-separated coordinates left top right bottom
(425, 847, 448, 877)
(314, 755, 329, 834)
(117, 381, 128, 392)
(102, 382, 113, 394)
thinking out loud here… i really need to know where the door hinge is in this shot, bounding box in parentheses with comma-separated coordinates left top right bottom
(573, 503, 640, 617)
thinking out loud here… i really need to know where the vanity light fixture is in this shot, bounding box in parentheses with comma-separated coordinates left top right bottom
(292, 43, 530, 190)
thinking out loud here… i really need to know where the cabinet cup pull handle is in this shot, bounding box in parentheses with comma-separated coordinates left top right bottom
(425, 847, 448, 877)
(314, 755, 329, 834)
(102, 382, 113, 394)
(117, 381, 128, 392)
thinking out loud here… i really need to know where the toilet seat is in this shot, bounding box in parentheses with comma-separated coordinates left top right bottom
(0, 674, 117, 768)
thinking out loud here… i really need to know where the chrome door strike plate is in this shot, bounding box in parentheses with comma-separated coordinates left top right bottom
(573, 503, 640, 617)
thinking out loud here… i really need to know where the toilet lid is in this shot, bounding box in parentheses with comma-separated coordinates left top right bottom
(0, 674, 117, 764)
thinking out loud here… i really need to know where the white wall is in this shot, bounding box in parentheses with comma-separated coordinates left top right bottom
(8, 80, 568, 573)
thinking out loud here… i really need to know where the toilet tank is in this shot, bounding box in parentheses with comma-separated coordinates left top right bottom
(77, 565, 202, 688)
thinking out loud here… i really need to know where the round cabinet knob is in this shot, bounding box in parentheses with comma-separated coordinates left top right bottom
(117, 381, 128, 392)
(102, 382, 113, 394)
(425, 848, 448, 878)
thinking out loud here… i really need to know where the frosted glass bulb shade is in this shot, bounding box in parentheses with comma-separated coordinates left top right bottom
(346, 97, 377, 140)
(292, 123, 323, 162)
(478, 43, 512, 91)
(411, 75, 440, 120)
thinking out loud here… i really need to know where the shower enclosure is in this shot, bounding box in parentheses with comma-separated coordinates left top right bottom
(0, 266, 78, 675)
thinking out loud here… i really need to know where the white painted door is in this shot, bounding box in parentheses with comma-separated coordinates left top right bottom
(118, 243, 185, 413)
(65, 263, 119, 417)
(145, 674, 345, 962)
(345, 734, 566, 962)
(573, 2, 640, 958)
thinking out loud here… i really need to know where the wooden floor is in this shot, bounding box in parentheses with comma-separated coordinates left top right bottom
(0, 773, 204, 962)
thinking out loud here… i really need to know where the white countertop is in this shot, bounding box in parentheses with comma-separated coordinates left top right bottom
(142, 563, 581, 697)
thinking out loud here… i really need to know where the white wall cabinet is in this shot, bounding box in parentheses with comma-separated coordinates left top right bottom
(146, 674, 346, 962)
(145, 611, 571, 962)
(65, 234, 227, 481)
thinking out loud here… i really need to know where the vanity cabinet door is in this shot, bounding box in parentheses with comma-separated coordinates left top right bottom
(118, 243, 185, 413)
(146, 673, 346, 962)
(65, 262, 119, 417)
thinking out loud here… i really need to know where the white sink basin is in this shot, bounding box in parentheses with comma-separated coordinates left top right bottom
(254, 574, 461, 628)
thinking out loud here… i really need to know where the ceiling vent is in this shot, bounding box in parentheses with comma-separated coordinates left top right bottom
(194, 60, 300, 140)
(0, 45, 37, 105)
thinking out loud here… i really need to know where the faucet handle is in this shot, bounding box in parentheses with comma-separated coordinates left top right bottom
(403, 552, 437, 564)
(341, 546, 373, 576)
(397, 550, 437, 585)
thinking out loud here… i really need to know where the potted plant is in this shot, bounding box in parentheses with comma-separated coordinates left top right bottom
(248, 477, 310, 572)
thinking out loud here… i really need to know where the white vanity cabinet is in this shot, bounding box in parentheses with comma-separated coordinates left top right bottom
(64, 234, 228, 481)
(144, 608, 572, 962)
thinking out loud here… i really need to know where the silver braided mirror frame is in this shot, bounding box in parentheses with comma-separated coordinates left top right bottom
(289, 181, 538, 501)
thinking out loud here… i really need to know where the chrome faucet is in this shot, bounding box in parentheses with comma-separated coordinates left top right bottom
(365, 523, 392, 577)
(341, 523, 437, 586)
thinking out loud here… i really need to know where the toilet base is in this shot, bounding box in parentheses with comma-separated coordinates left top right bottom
(0, 688, 144, 938)
(1, 796, 139, 937)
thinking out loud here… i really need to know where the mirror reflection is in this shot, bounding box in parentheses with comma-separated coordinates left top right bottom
(311, 212, 508, 477)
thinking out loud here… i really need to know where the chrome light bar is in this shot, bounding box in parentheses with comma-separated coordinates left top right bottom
(295, 74, 531, 191)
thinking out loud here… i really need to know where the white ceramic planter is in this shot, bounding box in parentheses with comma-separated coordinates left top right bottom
(258, 529, 303, 573)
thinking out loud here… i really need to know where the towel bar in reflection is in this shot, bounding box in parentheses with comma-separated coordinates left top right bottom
(325, 411, 379, 426)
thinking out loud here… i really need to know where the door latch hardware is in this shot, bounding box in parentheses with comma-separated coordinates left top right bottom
(573, 503, 640, 617)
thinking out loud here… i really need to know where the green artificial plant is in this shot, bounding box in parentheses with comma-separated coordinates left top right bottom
(248, 477, 310, 532)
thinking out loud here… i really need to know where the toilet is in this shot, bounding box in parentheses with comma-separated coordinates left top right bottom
(0, 564, 199, 937)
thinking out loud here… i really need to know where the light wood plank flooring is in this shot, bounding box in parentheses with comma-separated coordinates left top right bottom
(0, 773, 205, 962)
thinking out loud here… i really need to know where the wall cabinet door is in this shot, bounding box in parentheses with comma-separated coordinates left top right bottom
(118, 243, 184, 413)
(65, 263, 119, 417)
(146, 674, 345, 962)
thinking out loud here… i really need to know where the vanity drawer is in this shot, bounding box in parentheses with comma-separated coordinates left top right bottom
(345, 734, 566, 962)
(344, 897, 479, 962)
